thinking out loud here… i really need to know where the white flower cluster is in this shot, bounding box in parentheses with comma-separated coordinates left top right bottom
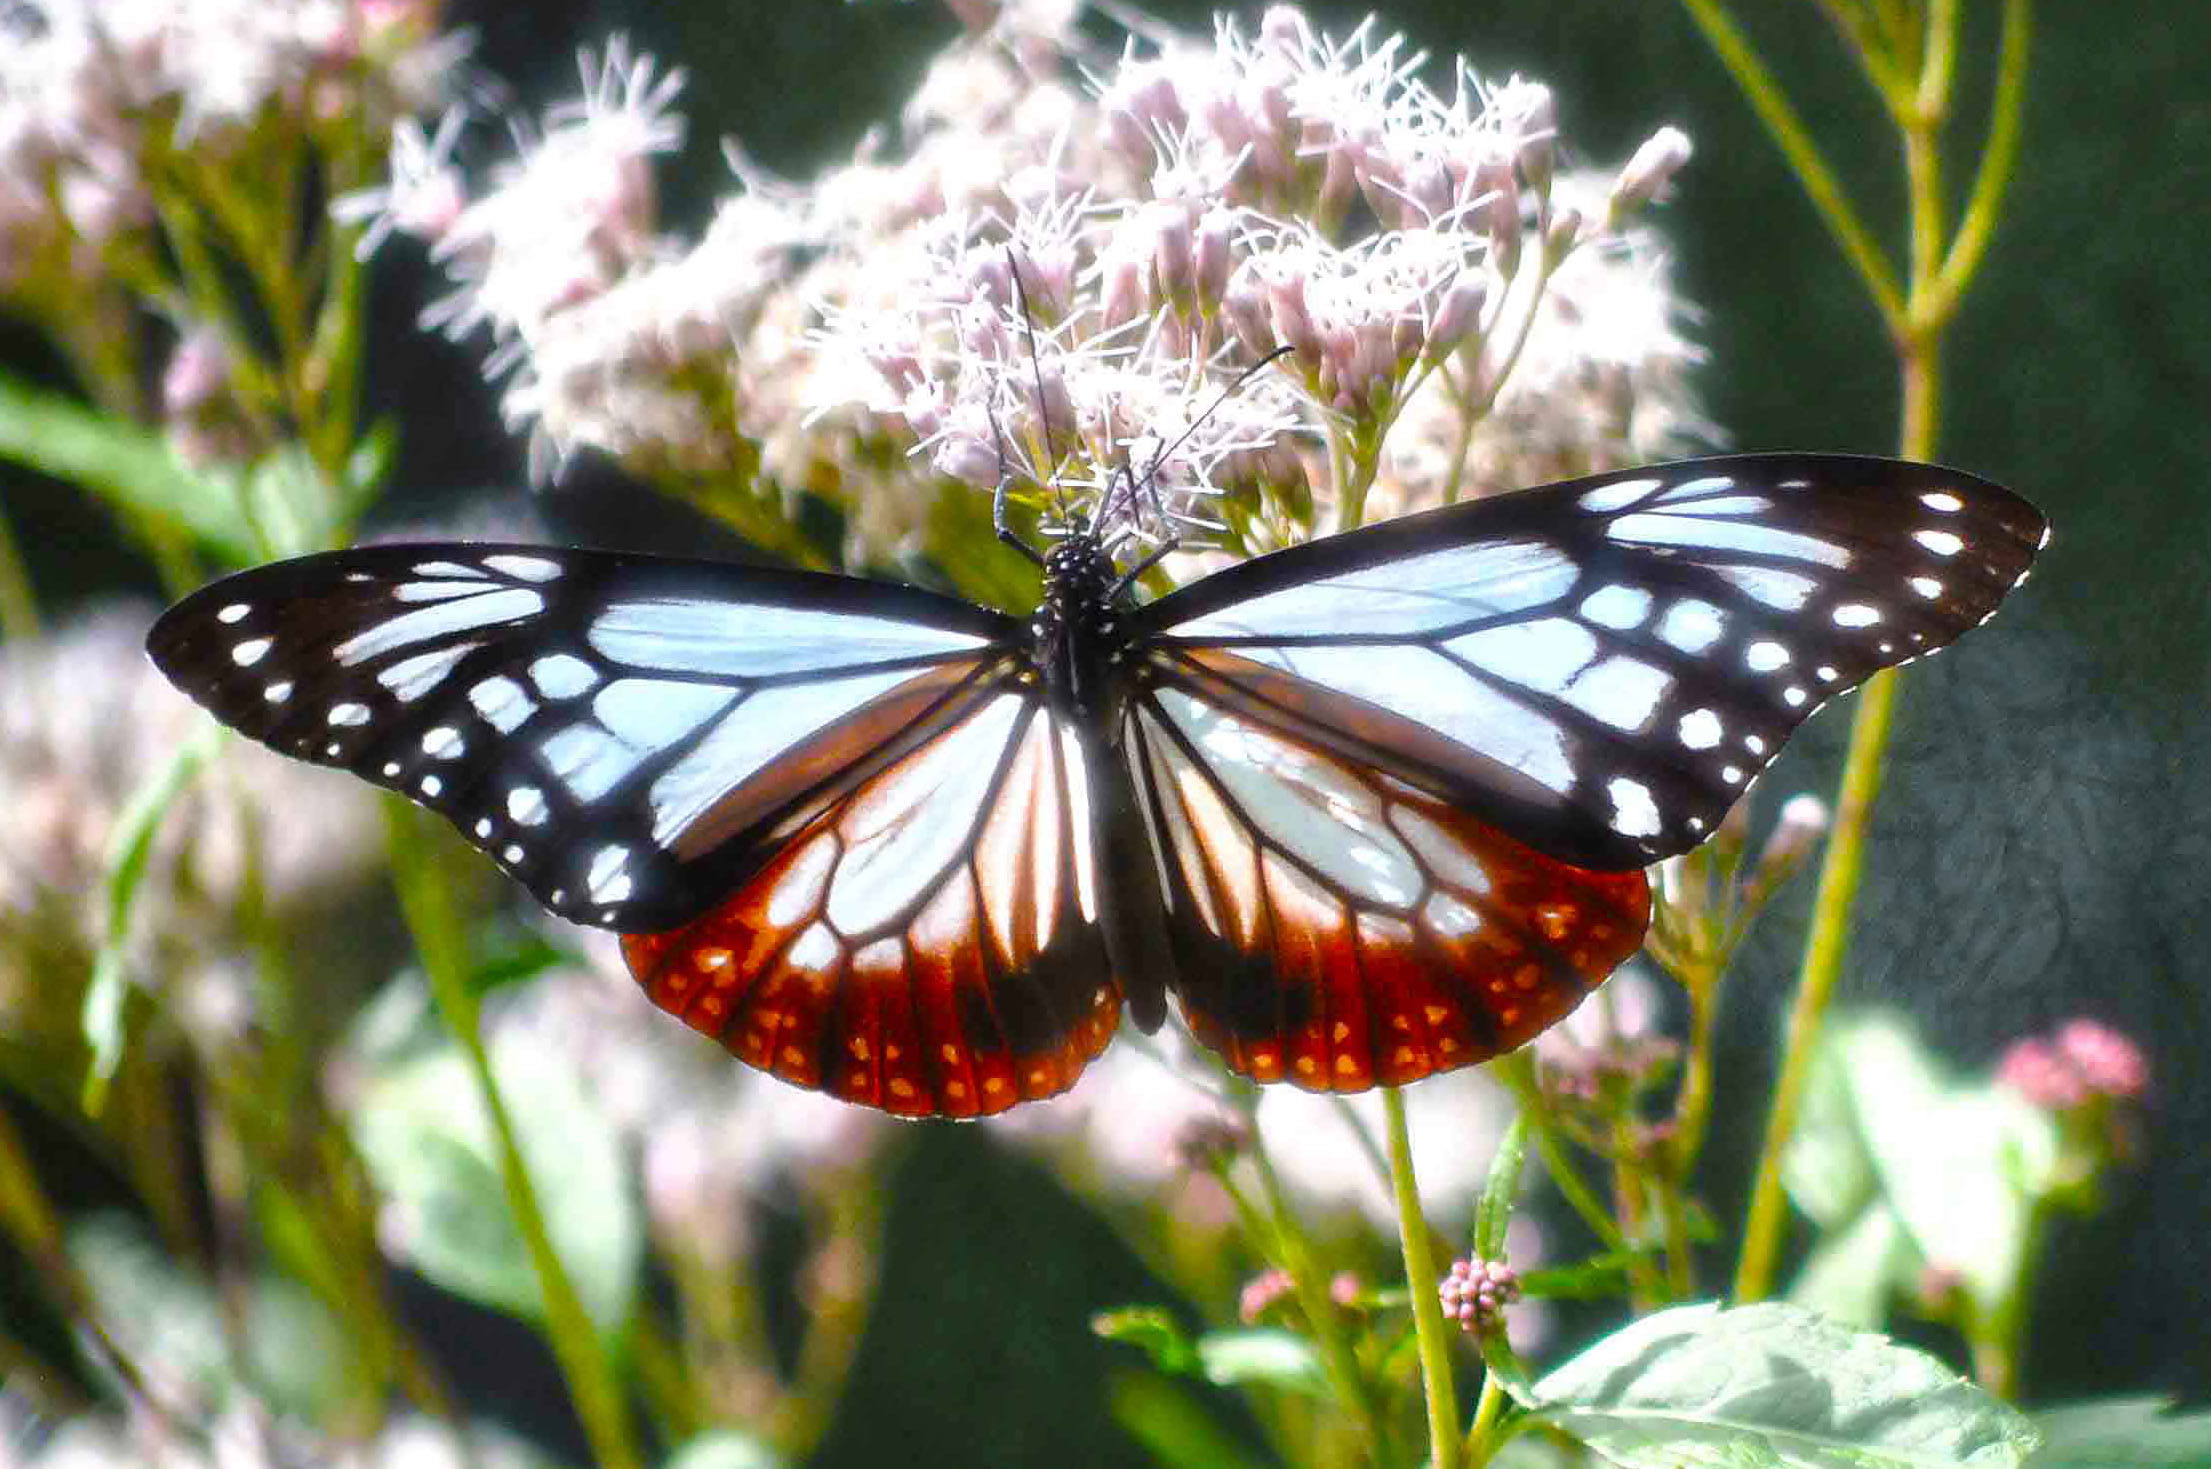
(352, 3, 1708, 580)
(0, 0, 467, 286)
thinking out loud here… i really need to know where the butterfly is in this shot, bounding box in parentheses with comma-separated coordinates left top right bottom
(147, 454, 2047, 1117)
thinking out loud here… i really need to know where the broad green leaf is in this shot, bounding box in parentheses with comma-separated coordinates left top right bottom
(1195, 1329, 1328, 1398)
(0, 369, 256, 560)
(1820, 1013, 2058, 1312)
(354, 1032, 640, 1335)
(1780, 1019, 1877, 1228)
(1787, 1197, 1915, 1330)
(1106, 1372, 1273, 1469)
(2028, 1397, 2211, 1466)
(1532, 1301, 2040, 1467)
(662, 1430, 788, 1469)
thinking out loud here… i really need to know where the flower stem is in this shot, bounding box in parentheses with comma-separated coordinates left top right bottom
(1462, 1369, 1511, 1467)
(1247, 1134, 1389, 1459)
(1382, 1084, 1463, 1469)
(385, 802, 641, 1469)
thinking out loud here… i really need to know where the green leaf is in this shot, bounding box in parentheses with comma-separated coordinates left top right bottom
(354, 1033, 641, 1335)
(1194, 1329, 1328, 1398)
(1531, 1301, 2040, 1467)
(1094, 1307, 1204, 1376)
(82, 724, 222, 1112)
(1106, 1371, 1274, 1469)
(467, 928, 582, 1000)
(1814, 1013, 2059, 1313)
(662, 1430, 789, 1469)
(0, 369, 257, 561)
(1475, 1112, 1530, 1261)
(1094, 1312, 1329, 1400)
(1517, 1248, 1645, 1301)
(2027, 1397, 2211, 1466)
(1780, 1016, 1879, 1228)
(1787, 1198, 1916, 1329)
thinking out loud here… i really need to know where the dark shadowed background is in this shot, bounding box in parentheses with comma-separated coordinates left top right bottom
(10, 1, 2206, 1462)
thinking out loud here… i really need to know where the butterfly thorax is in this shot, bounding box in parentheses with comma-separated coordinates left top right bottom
(1031, 533, 1133, 729)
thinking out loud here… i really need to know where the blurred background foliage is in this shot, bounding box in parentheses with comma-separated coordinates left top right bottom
(0, 0, 2204, 1464)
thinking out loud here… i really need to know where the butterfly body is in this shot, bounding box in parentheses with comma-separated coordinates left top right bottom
(148, 454, 2048, 1118)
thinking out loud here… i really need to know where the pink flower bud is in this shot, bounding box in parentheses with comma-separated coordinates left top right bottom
(1194, 206, 1235, 313)
(1426, 270, 1489, 359)
(1611, 126, 1693, 218)
(2055, 1019, 2149, 1100)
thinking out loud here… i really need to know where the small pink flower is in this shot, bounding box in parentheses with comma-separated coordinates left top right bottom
(2055, 1019, 2149, 1100)
(1238, 1267, 1295, 1324)
(1997, 1038, 2090, 1111)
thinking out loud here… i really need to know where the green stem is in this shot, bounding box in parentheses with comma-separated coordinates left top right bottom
(385, 803, 641, 1469)
(1462, 1370, 1511, 1467)
(1247, 1135, 1389, 1461)
(1383, 1085, 1462, 1469)
(0, 491, 39, 640)
(1675, 0, 1905, 327)
(1926, 0, 2031, 323)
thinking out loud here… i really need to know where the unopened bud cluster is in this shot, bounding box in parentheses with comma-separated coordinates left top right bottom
(1438, 1256, 1521, 1335)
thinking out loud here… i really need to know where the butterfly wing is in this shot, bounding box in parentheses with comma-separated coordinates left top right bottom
(1132, 454, 2048, 873)
(623, 691, 1121, 1117)
(147, 544, 1023, 932)
(1124, 684, 1649, 1091)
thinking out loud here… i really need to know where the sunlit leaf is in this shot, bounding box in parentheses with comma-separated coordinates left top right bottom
(1788, 1197, 1915, 1329)
(0, 369, 257, 560)
(1194, 1329, 1327, 1398)
(1475, 1112, 1530, 1261)
(2028, 1397, 2211, 1466)
(1531, 1301, 2040, 1467)
(354, 1033, 640, 1335)
(663, 1430, 789, 1469)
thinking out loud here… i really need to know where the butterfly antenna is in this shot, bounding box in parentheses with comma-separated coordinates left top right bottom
(989, 397, 1045, 568)
(1113, 343, 1296, 548)
(1007, 253, 1072, 532)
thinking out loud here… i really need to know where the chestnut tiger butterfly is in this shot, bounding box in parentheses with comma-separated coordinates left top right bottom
(148, 452, 2046, 1117)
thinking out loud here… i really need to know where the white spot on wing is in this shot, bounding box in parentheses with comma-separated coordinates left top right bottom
(1833, 603, 1881, 628)
(327, 702, 370, 727)
(1920, 491, 1964, 513)
(1909, 576, 1944, 600)
(1171, 539, 1579, 640)
(531, 652, 599, 699)
(469, 676, 535, 733)
(232, 638, 272, 667)
(419, 774, 443, 797)
(1657, 599, 1726, 654)
(587, 845, 632, 903)
(1579, 584, 1653, 630)
(1565, 656, 1671, 732)
(264, 681, 292, 704)
(421, 725, 463, 758)
(1448, 617, 1600, 697)
(378, 642, 477, 702)
(217, 603, 250, 624)
(591, 600, 988, 676)
(1746, 640, 1791, 672)
(1679, 708, 1723, 750)
(1579, 476, 1662, 512)
(1607, 777, 1663, 838)
(1716, 566, 1819, 611)
(508, 786, 547, 825)
(1914, 529, 1965, 557)
(484, 553, 562, 582)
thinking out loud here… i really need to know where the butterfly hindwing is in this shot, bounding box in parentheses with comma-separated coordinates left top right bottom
(146, 543, 1021, 932)
(623, 690, 1121, 1117)
(1134, 454, 2048, 872)
(1125, 684, 1649, 1091)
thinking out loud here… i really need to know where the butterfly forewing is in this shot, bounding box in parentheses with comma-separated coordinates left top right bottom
(1134, 454, 2048, 872)
(147, 544, 1021, 932)
(623, 691, 1121, 1117)
(1125, 685, 1649, 1090)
